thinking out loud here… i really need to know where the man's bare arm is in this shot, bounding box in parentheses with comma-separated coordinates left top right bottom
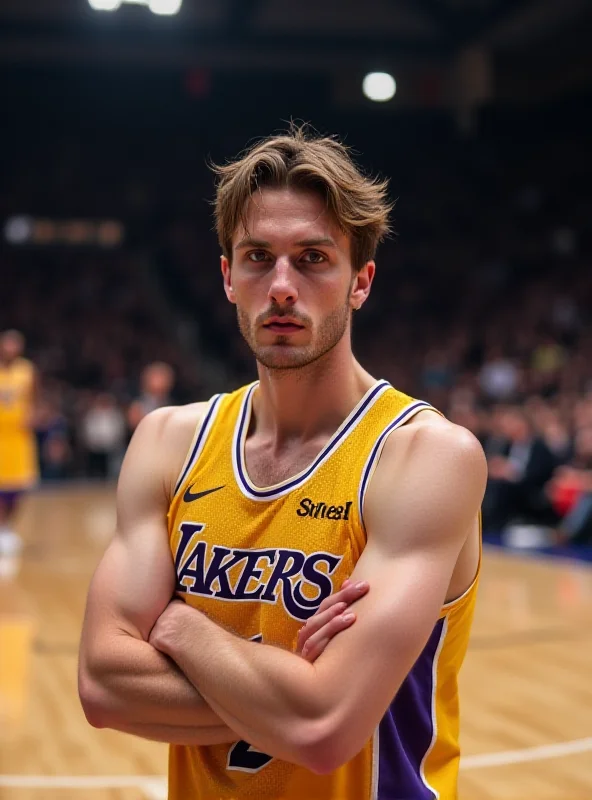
(150, 419, 486, 770)
(78, 405, 236, 742)
(114, 721, 238, 746)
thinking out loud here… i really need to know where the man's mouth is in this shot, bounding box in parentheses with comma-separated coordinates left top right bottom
(263, 318, 305, 334)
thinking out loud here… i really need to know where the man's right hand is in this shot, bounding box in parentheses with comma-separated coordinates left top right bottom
(296, 579, 369, 663)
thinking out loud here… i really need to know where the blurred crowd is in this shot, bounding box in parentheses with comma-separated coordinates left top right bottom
(1, 100, 591, 544)
(0, 251, 196, 481)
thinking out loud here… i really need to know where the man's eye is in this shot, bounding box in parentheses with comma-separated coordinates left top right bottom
(247, 251, 269, 262)
(302, 251, 326, 264)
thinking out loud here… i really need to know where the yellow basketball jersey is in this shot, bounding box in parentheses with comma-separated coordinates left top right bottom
(167, 380, 480, 800)
(0, 358, 38, 489)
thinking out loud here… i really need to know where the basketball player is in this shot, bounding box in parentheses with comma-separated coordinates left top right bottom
(0, 330, 38, 555)
(79, 129, 486, 799)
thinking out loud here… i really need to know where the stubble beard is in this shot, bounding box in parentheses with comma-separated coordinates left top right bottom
(236, 300, 352, 372)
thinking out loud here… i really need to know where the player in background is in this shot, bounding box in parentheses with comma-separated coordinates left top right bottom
(0, 330, 38, 556)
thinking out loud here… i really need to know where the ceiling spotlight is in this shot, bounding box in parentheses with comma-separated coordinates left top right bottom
(87, 0, 183, 11)
(362, 72, 396, 103)
(87, 0, 122, 10)
(148, 0, 182, 14)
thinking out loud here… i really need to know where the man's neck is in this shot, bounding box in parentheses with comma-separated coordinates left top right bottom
(251, 343, 377, 448)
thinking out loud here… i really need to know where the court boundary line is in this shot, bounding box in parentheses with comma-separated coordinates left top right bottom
(1, 737, 591, 793)
(461, 736, 592, 769)
(139, 778, 167, 800)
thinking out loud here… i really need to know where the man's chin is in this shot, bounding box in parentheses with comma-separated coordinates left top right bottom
(254, 345, 315, 371)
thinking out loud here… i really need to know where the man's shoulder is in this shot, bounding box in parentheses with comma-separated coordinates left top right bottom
(377, 409, 486, 481)
(363, 409, 486, 554)
(140, 401, 211, 446)
(130, 402, 212, 495)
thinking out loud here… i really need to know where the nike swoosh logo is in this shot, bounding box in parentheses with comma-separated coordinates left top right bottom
(183, 484, 225, 502)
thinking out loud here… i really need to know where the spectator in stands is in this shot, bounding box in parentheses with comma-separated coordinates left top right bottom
(80, 393, 126, 479)
(127, 362, 175, 432)
(548, 426, 592, 545)
(478, 347, 521, 402)
(538, 411, 572, 463)
(481, 405, 509, 459)
(530, 332, 566, 397)
(35, 393, 72, 480)
(482, 405, 561, 531)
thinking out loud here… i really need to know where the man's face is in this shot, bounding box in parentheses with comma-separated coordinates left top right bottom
(221, 187, 374, 371)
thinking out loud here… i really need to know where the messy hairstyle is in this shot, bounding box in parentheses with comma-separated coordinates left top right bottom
(212, 125, 393, 272)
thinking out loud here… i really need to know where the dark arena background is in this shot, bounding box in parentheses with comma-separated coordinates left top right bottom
(1, 1, 592, 798)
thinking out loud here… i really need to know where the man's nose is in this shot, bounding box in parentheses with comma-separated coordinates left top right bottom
(268, 257, 299, 306)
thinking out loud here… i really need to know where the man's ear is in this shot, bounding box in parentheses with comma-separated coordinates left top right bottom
(350, 261, 375, 311)
(221, 255, 235, 303)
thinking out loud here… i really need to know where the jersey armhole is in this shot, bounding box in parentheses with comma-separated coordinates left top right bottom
(439, 511, 482, 616)
(357, 400, 436, 533)
(172, 393, 224, 500)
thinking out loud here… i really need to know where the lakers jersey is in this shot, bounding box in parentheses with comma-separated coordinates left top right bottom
(0, 357, 38, 490)
(167, 380, 480, 800)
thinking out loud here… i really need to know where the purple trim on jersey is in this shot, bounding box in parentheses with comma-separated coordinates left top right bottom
(235, 380, 390, 499)
(174, 394, 223, 495)
(377, 617, 445, 800)
(358, 400, 433, 528)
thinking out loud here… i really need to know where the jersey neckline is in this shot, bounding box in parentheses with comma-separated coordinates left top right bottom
(232, 379, 391, 502)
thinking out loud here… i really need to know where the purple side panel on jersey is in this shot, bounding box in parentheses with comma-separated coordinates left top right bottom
(377, 617, 445, 800)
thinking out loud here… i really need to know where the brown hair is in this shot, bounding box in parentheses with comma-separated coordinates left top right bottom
(212, 125, 393, 271)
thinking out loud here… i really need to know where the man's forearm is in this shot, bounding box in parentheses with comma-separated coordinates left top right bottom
(80, 632, 228, 728)
(113, 720, 239, 746)
(152, 608, 324, 763)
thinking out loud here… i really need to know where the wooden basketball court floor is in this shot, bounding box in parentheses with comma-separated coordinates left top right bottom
(1, 486, 591, 800)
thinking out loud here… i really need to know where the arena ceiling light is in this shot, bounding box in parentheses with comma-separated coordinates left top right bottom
(88, 0, 122, 9)
(362, 72, 397, 103)
(148, 0, 182, 14)
(87, 0, 182, 14)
